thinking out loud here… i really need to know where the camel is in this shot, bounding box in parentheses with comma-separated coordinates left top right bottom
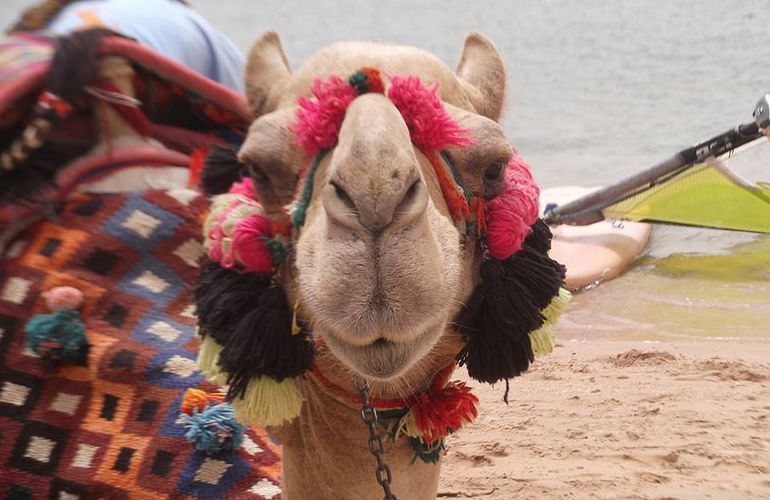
(195, 31, 567, 499)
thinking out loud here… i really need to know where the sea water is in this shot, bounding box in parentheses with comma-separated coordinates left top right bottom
(2, 0, 769, 341)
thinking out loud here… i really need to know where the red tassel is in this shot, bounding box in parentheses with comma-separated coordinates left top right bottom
(409, 379, 479, 446)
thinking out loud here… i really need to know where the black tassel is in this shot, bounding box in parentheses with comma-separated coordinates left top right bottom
(456, 219, 565, 384)
(218, 285, 314, 400)
(194, 259, 314, 399)
(200, 144, 244, 195)
(194, 259, 270, 346)
(524, 219, 554, 254)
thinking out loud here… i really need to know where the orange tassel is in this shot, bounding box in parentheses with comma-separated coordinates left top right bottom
(424, 150, 470, 222)
(181, 388, 224, 415)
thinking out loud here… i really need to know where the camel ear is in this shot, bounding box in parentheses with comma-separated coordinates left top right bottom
(455, 33, 506, 122)
(245, 31, 292, 118)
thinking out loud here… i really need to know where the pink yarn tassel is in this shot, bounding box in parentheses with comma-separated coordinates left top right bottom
(228, 177, 257, 199)
(388, 75, 472, 150)
(231, 214, 274, 273)
(485, 156, 540, 260)
(292, 76, 358, 155)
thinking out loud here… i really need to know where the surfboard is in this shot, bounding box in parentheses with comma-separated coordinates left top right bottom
(542, 186, 652, 290)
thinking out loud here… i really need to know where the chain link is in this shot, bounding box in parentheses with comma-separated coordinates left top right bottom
(359, 382, 397, 500)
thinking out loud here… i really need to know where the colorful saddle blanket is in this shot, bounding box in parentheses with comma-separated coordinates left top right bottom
(0, 189, 282, 499)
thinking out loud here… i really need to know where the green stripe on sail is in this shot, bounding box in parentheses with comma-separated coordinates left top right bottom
(602, 163, 770, 233)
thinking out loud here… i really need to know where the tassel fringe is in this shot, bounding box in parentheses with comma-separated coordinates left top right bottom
(196, 334, 227, 384)
(231, 376, 304, 427)
(529, 287, 572, 356)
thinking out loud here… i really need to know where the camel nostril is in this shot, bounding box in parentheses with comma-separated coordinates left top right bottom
(403, 179, 419, 203)
(395, 179, 420, 211)
(330, 180, 356, 211)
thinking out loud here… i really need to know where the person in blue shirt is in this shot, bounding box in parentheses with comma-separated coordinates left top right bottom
(7, 0, 245, 91)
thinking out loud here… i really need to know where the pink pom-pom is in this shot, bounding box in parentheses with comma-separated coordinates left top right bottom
(228, 177, 257, 199)
(485, 156, 540, 260)
(387, 75, 472, 151)
(292, 76, 358, 155)
(231, 214, 274, 273)
(42, 286, 84, 311)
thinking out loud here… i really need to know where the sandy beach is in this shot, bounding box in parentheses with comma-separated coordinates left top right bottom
(440, 340, 770, 499)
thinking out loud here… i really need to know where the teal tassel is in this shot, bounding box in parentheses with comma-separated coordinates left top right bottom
(25, 309, 89, 365)
(408, 437, 445, 464)
(262, 237, 288, 266)
(348, 71, 369, 94)
(184, 403, 245, 454)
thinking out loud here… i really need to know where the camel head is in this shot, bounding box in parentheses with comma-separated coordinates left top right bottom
(237, 32, 512, 383)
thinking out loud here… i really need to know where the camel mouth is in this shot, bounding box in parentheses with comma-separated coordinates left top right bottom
(323, 333, 418, 381)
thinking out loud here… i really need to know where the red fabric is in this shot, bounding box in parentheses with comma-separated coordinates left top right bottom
(187, 147, 207, 189)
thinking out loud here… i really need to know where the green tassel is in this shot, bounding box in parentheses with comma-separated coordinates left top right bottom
(291, 154, 324, 227)
(231, 376, 304, 427)
(25, 309, 89, 365)
(408, 437, 445, 464)
(262, 237, 288, 266)
(348, 71, 369, 94)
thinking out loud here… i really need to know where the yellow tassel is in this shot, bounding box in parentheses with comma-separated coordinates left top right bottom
(543, 287, 572, 323)
(529, 288, 572, 356)
(394, 410, 421, 440)
(196, 335, 227, 384)
(231, 376, 304, 427)
(529, 323, 555, 355)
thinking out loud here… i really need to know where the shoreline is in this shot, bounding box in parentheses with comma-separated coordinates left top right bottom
(440, 339, 770, 499)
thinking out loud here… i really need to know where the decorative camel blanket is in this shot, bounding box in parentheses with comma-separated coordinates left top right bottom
(0, 189, 282, 499)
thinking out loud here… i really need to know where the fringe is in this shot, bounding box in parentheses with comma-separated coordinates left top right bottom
(230, 376, 304, 427)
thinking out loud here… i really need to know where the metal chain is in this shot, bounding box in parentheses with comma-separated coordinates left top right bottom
(359, 381, 397, 500)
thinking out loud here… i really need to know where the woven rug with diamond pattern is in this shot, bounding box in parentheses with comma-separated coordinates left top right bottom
(0, 188, 283, 499)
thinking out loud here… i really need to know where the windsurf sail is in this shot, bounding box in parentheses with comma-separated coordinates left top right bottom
(543, 94, 770, 234)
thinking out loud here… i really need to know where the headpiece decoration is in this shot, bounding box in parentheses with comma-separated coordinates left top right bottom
(194, 67, 569, 455)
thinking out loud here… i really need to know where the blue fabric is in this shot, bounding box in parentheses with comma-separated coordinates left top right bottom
(46, 0, 245, 91)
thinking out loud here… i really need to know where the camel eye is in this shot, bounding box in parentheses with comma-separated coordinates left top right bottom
(484, 160, 505, 182)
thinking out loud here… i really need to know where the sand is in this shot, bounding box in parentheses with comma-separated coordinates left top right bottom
(439, 340, 770, 499)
